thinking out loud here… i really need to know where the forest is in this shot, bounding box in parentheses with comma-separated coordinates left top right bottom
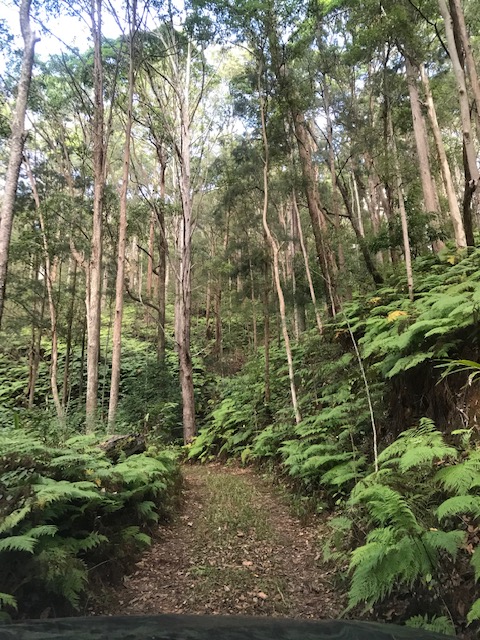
(1, 0, 480, 637)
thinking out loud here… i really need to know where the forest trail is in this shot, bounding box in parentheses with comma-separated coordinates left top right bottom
(100, 464, 345, 619)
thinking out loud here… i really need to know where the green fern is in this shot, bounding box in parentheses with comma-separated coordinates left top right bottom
(0, 427, 179, 616)
(31, 478, 100, 506)
(121, 526, 151, 547)
(136, 500, 159, 522)
(0, 592, 17, 610)
(467, 598, 480, 624)
(349, 528, 428, 608)
(435, 451, 480, 494)
(323, 516, 354, 563)
(436, 495, 480, 520)
(406, 615, 455, 636)
(471, 546, 480, 582)
(0, 506, 32, 535)
(346, 418, 469, 612)
(350, 484, 420, 532)
(34, 546, 88, 609)
(0, 535, 38, 553)
(377, 418, 457, 471)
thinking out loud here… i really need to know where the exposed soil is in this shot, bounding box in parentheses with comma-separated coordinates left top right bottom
(98, 464, 346, 619)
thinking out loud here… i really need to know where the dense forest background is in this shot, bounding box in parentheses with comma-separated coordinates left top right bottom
(1, 0, 480, 636)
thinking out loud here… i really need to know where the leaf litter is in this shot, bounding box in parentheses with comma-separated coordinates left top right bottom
(97, 464, 345, 619)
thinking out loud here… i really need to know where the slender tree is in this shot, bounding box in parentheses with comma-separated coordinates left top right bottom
(0, 0, 37, 326)
(108, 0, 138, 429)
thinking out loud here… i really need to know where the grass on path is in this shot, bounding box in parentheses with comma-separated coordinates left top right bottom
(97, 464, 344, 619)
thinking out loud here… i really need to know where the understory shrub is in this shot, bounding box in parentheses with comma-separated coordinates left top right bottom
(188, 250, 480, 633)
(0, 427, 180, 618)
(327, 419, 479, 627)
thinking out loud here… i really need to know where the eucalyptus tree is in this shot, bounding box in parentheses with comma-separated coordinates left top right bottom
(189, 0, 342, 316)
(258, 59, 301, 423)
(107, 0, 140, 430)
(0, 0, 37, 327)
(438, 0, 479, 245)
(137, 17, 221, 443)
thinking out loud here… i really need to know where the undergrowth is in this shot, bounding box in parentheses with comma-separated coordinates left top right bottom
(0, 426, 180, 618)
(189, 249, 480, 635)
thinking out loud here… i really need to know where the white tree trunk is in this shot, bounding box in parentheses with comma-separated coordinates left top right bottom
(259, 74, 301, 425)
(86, 0, 106, 431)
(419, 63, 467, 249)
(175, 42, 196, 444)
(450, 0, 480, 133)
(24, 157, 65, 425)
(292, 192, 323, 335)
(388, 110, 414, 301)
(405, 56, 444, 252)
(108, 0, 137, 430)
(0, 0, 37, 326)
(438, 0, 479, 188)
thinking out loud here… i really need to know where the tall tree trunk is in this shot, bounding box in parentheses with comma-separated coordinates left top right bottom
(263, 235, 271, 406)
(259, 73, 301, 426)
(404, 56, 443, 251)
(214, 213, 229, 362)
(462, 141, 476, 246)
(205, 276, 212, 339)
(405, 57, 441, 214)
(323, 80, 345, 271)
(438, 0, 479, 237)
(419, 63, 467, 249)
(0, 0, 37, 327)
(146, 210, 155, 298)
(449, 0, 480, 132)
(175, 43, 196, 444)
(28, 270, 46, 409)
(289, 199, 305, 336)
(388, 109, 414, 301)
(249, 256, 258, 351)
(351, 171, 365, 238)
(336, 177, 384, 286)
(85, 0, 106, 431)
(155, 151, 168, 362)
(214, 288, 222, 359)
(293, 110, 339, 316)
(24, 157, 65, 425)
(265, 19, 338, 316)
(62, 259, 77, 407)
(108, 0, 137, 430)
(292, 191, 323, 334)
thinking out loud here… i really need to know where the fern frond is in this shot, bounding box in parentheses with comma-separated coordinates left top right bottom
(321, 458, 366, 488)
(378, 419, 457, 470)
(0, 592, 17, 610)
(65, 532, 109, 553)
(437, 495, 480, 520)
(121, 526, 151, 547)
(406, 615, 455, 636)
(348, 531, 432, 608)
(32, 478, 100, 506)
(350, 485, 420, 533)
(27, 525, 58, 539)
(467, 598, 480, 624)
(136, 500, 159, 522)
(0, 534, 38, 553)
(422, 529, 465, 559)
(435, 452, 480, 494)
(0, 505, 32, 534)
